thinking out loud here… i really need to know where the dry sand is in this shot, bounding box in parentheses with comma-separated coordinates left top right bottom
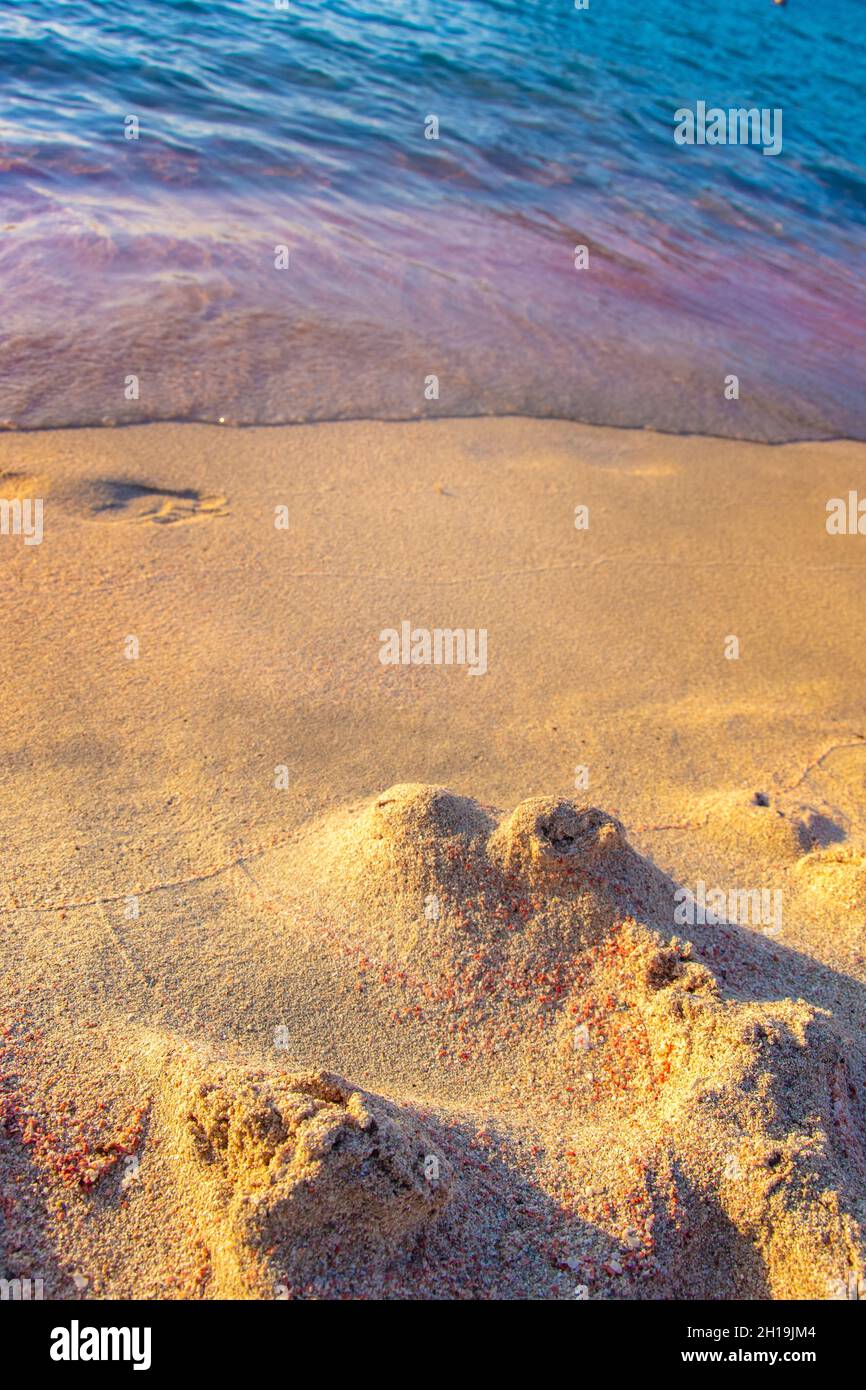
(1, 416, 866, 1300)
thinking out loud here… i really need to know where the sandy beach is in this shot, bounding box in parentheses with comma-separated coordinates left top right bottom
(2, 416, 865, 1299)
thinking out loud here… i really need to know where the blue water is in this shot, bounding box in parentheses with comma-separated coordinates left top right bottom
(1, 0, 864, 436)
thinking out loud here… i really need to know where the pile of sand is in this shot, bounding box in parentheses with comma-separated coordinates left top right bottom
(165, 1064, 452, 1298)
(3, 780, 864, 1300)
(559, 922, 865, 1298)
(255, 783, 866, 1299)
(293, 783, 675, 978)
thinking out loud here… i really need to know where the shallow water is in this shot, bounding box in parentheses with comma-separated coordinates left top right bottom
(1, 0, 864, 437)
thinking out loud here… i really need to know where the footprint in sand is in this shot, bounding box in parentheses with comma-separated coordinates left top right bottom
(87, 479, 228, 526)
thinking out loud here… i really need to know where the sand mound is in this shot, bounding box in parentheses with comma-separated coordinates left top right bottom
(167, 1065, 453, 1298)
(637, 942, 866, 1297)
(693, 788, 847, 867)
(547, 920, 866, 1298)
(793, 845, 866, 911)
(270, 786, 866, 1297)
(695, 789, 811, 861)
(303, 784, 677, 971)
(486, 797, 628, 875)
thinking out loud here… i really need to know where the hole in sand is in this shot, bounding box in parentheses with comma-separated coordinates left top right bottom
(538, 812, 578, 854)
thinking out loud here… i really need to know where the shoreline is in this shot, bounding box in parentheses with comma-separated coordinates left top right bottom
(4, 411, 865, 449)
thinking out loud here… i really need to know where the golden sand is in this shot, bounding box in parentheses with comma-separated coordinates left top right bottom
(1, 418, 865, 1299)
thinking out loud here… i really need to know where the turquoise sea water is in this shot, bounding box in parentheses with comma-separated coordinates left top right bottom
(0, 0, 864, 437)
